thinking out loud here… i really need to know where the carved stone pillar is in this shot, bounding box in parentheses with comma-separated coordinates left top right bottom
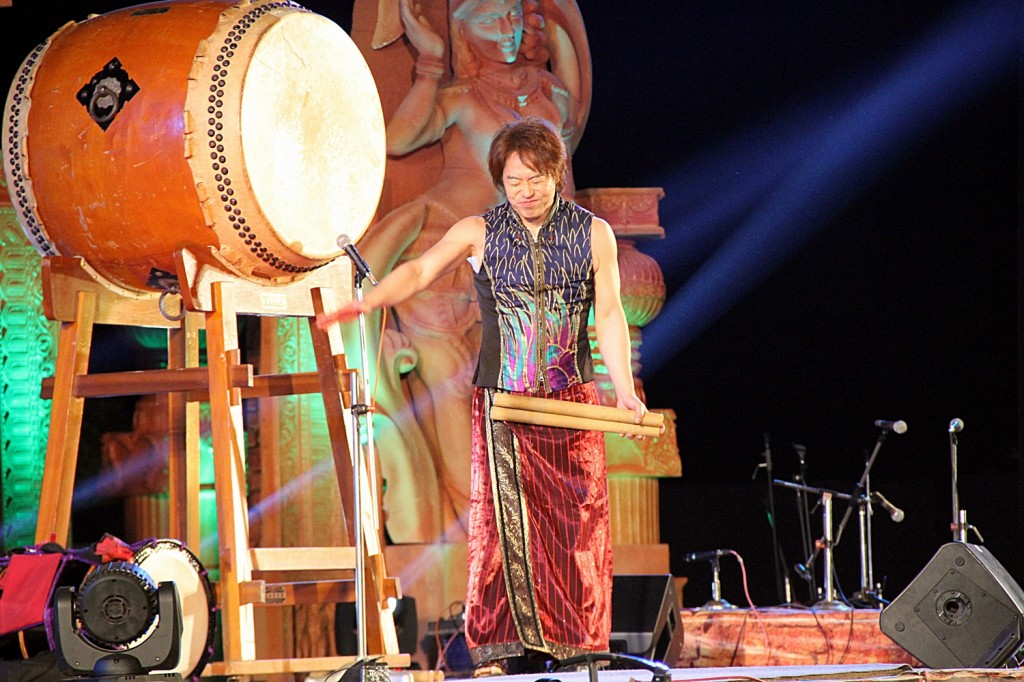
(0, 175, 56, 549)
(575, 187, 681, 556)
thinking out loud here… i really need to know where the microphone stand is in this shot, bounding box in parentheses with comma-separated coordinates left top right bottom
(816, 491, 848, 609)
(334, 237, 387, 678)
(827, 427, 897, 609)
(792, 444, 816, 603)
(851, 487, 882, 606)
(754, 434, 788, 604)
(350, 269, 381, 665)
(704, 556, 734, 611)
(774, 480, 851, 610)
(951, 424, 966, 542)
(949, 420, 983, 544)
(849, 446, 884, 607)
(832, 430, 888, 551)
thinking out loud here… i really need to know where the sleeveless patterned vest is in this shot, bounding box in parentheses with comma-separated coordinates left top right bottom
(472, 196, 595, 393)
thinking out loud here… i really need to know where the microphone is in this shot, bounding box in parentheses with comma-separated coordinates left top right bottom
(948, 418, 965, 433)
(873, 419, 908, 434)
(683, 549, 730, 563)
(337, 233, 378, 286)
(873, 491, 905, 523)
(794, 562, 813, 582)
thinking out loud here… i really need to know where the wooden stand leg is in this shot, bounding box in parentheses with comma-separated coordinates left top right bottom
(35, 290, 97, 546)
(308, 287, 355, 545)
(309, 286, 398, 657)
(167, 312, 202, 549)
(206, 282, 256, 661)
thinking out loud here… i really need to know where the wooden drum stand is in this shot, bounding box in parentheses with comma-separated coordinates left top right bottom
(34, 248, 408, 677)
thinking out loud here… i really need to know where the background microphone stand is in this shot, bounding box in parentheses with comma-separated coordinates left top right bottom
(705, 555, 734, 610)
(685, 550, 736, 610)
(753, 433, 789, 604)
(828, 425, 899, 608)
(775, 480, 851, 609)
(792, 444, 817, 603)
(851, 456, 882, 607)
(949, 418, 984, 543)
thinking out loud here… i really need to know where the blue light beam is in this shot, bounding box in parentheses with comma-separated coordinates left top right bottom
(639, 0, 1019, 379)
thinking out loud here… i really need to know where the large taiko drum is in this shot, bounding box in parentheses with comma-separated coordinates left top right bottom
(2, 0, 385, 294)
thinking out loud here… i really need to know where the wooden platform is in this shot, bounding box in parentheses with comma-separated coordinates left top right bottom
(677, 607, 917, 668)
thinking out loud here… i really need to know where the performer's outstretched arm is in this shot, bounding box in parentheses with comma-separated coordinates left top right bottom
(318, 215, 484, 327)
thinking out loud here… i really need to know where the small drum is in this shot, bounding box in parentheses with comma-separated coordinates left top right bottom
(132, 539, 215, 679)
(3, 0, 385, 294)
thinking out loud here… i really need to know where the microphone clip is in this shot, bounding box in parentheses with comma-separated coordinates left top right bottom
(337, 233, 379, 287)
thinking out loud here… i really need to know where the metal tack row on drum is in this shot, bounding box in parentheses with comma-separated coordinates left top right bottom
(3, 0, 385, 295)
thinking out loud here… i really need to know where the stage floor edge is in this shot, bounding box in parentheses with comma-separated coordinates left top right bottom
(443, 664, 1024, 682)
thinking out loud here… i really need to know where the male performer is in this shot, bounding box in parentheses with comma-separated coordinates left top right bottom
(320, 117, 650, 673)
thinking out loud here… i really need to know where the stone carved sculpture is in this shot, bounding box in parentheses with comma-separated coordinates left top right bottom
(348, 0, 592, 543)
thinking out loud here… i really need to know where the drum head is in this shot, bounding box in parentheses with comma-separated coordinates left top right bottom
(133, 540, 215, 679)
(240, 10, 385, 261)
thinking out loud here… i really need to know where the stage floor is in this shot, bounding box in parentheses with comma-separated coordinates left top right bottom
(677, 607, 916, 668)
(454, 664, 1024, 682)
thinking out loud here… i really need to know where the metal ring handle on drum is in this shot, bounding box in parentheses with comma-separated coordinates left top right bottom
(159, 288, 186, 322)
(88, 83, 120, 126)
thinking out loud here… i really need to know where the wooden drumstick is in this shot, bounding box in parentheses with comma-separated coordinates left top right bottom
(493, 392, 665, 428)
(490, 406, 663, 438)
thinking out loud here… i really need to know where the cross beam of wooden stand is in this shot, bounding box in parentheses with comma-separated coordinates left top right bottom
(35, 251, 408, 677)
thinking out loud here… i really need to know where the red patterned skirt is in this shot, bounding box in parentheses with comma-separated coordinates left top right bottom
(465, 383, 612, 665)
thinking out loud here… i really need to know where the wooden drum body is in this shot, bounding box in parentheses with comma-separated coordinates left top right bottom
(3, 0, 385, 294)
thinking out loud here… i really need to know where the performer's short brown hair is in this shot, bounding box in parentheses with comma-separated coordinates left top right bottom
(488, 117, 567, 192)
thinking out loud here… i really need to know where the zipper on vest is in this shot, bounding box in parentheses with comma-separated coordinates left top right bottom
(529, 230, 548, 394)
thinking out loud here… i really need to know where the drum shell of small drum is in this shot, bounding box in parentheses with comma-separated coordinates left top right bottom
(133, 539, 216, 679)
(2, 0, 385, 293)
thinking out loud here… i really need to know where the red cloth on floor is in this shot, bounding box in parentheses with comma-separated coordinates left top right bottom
(0, 553, 63, 635)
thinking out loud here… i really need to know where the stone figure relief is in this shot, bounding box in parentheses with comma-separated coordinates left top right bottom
(348, 0, 591, 543)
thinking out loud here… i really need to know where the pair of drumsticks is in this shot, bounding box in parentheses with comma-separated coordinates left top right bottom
(490, 393, 663, 438)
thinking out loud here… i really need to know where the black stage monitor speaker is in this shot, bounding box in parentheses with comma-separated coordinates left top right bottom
(610, 574, 683, 666)
(336, 597, 418, 657)
(880, 542, 1024, 668)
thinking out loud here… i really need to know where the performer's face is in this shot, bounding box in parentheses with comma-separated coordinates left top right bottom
(461, 0, 524, 64)
(503, 152, 557, 228)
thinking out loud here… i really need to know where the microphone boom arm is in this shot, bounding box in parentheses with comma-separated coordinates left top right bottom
(774, 479, 851, 584)
(833, 429, 889, 549)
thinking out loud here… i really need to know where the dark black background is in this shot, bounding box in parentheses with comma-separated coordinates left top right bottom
(1, 0, 1019, 610)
